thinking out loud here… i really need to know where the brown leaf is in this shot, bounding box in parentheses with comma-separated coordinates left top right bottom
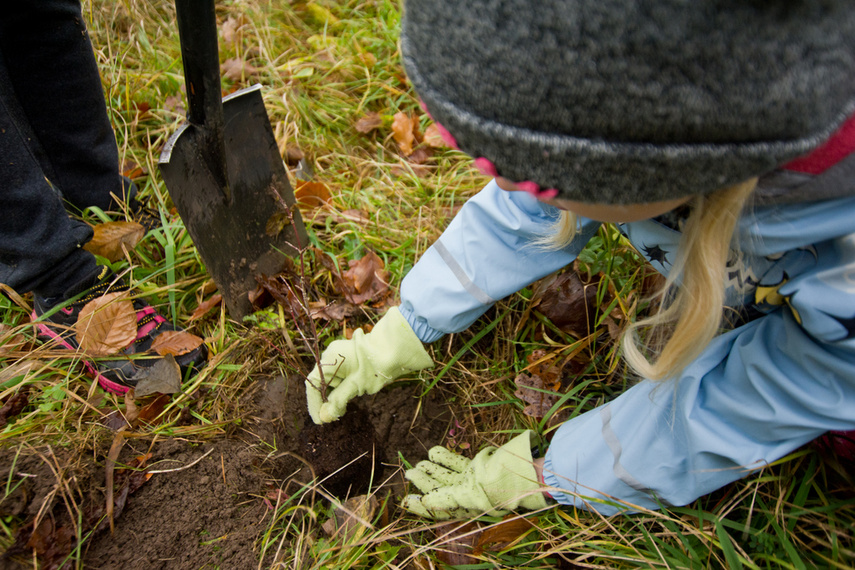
(132, 355, 182, 397)
(526, 349, 561, 391)
(424, 123, 447, 148)
(295, 180, 332, 209)
(308, 300, 359, 321)
(150, 330, 204, 357)
(532, 271, 598, 338)
(434, 522, 482, 566)
(137, 393, 171, 425)
(407, 146, 433, 166)
(75, 292, 137, 355)
(392, 111, 417, 156)
(514, 373, 560, 419)
(354, 112, 383, 134)
(121, 159, 146, 180)
(83, 221, 145, 262)
(189, 293, 223, 321)
(333, 209, 371, 224)
(164, 93, 186, 116)
(221, 57, 260, 82)
(0, 388, 30, 427)
(341, 250, 390, 305)
(284, 144, 305, 166)
(221, 15, 243, 44)
(475, 516, 538, 553)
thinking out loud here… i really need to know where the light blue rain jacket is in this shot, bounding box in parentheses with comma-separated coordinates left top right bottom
(399, 167, 855, 515)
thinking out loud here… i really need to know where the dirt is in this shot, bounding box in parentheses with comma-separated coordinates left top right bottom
(0, 376, 456, 569)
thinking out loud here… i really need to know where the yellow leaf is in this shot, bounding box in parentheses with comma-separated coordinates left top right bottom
(75, 292, 137, 355)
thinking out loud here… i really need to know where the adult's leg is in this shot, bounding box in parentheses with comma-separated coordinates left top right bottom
(0, 0, 130, 213)
(0, 0, 125, 297)
(0, 57, 99, 298)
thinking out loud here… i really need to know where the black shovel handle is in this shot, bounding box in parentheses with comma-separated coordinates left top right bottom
(174, 0, 230, 202)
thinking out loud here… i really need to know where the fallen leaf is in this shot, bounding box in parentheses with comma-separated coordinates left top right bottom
(83, 221, 145, 262)
(221, 15, 243, 44)
(284, 144, 305, 166)
(0, 388, 30, 427)
(525, 349, 561, 390)
(392, 111, 418, 156)
(100, 410, 129, 431)
(354, 112, 383, 134)
(137, 393, 171, 425)
(407, 146, 433, 166)
(424, 123, 447, 148)
(434, 521, 482, 566)
(321, 495, 378, 542)
(121, 159, 146, 180)
(308, 300, 359, 321)
(124, 391, 140, 424)
(531, 271, 598, 338)
(341, 250, 390, 305)
(189, 294, 223, 321)
(150, 330, 204, 357)
(75, 292, 137, 355)
(132, 354, 181, 397)
(475, 516, 538, 554)
(333, 209, 370, 224)
(221, 57, 260, 82)
(514, 373, 560, 419)
(164, 93, 186, 116)
(295, 180, 332, 209)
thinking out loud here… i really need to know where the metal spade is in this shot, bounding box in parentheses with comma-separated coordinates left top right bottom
(159, 0, 306, 319)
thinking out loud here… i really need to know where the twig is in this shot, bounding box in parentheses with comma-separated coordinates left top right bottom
(148, 448, 214, 474)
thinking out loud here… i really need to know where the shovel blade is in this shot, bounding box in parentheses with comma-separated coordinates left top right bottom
(159, 84, 306, 319)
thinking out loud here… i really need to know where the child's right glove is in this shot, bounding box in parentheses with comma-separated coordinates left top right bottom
(305, 306, 433, 424)
(401, 431, 548, 519)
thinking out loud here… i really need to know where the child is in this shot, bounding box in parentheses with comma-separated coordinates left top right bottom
(1, 2, 207, 393)
(307, 0, 855, 518)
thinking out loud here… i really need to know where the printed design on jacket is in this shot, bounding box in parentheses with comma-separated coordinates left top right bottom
(641, 244, 669, 266)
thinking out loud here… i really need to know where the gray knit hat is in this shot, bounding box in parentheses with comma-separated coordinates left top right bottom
(401, 0, 855, 204)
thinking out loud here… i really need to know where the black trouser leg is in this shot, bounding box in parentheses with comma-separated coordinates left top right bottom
(0, 0, 124, 297)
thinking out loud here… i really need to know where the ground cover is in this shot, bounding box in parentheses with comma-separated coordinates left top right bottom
(1, 1, 853, 568)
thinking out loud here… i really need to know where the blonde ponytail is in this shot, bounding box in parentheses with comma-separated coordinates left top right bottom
(622, 178, 757, 380)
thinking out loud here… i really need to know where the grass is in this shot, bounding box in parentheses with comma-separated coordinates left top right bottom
(1, 0, 854, 568)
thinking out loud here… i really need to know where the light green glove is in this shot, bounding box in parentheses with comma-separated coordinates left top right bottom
(306, 306, 433, 424)
(402, 431, 548, 519)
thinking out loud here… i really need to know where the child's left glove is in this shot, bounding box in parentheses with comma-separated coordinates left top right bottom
(402, 431, 548, 519)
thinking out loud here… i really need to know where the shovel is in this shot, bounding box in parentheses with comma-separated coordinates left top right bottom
(159, 0, 306, 319)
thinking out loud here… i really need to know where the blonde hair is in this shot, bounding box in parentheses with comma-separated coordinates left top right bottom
(542, 178, 757, 381)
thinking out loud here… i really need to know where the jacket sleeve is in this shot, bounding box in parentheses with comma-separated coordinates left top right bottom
(544, 233, 855, 515)
(399, 179, 601, 342)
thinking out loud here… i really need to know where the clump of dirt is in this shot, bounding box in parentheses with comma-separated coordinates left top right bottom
(0, 375, 456, 569)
